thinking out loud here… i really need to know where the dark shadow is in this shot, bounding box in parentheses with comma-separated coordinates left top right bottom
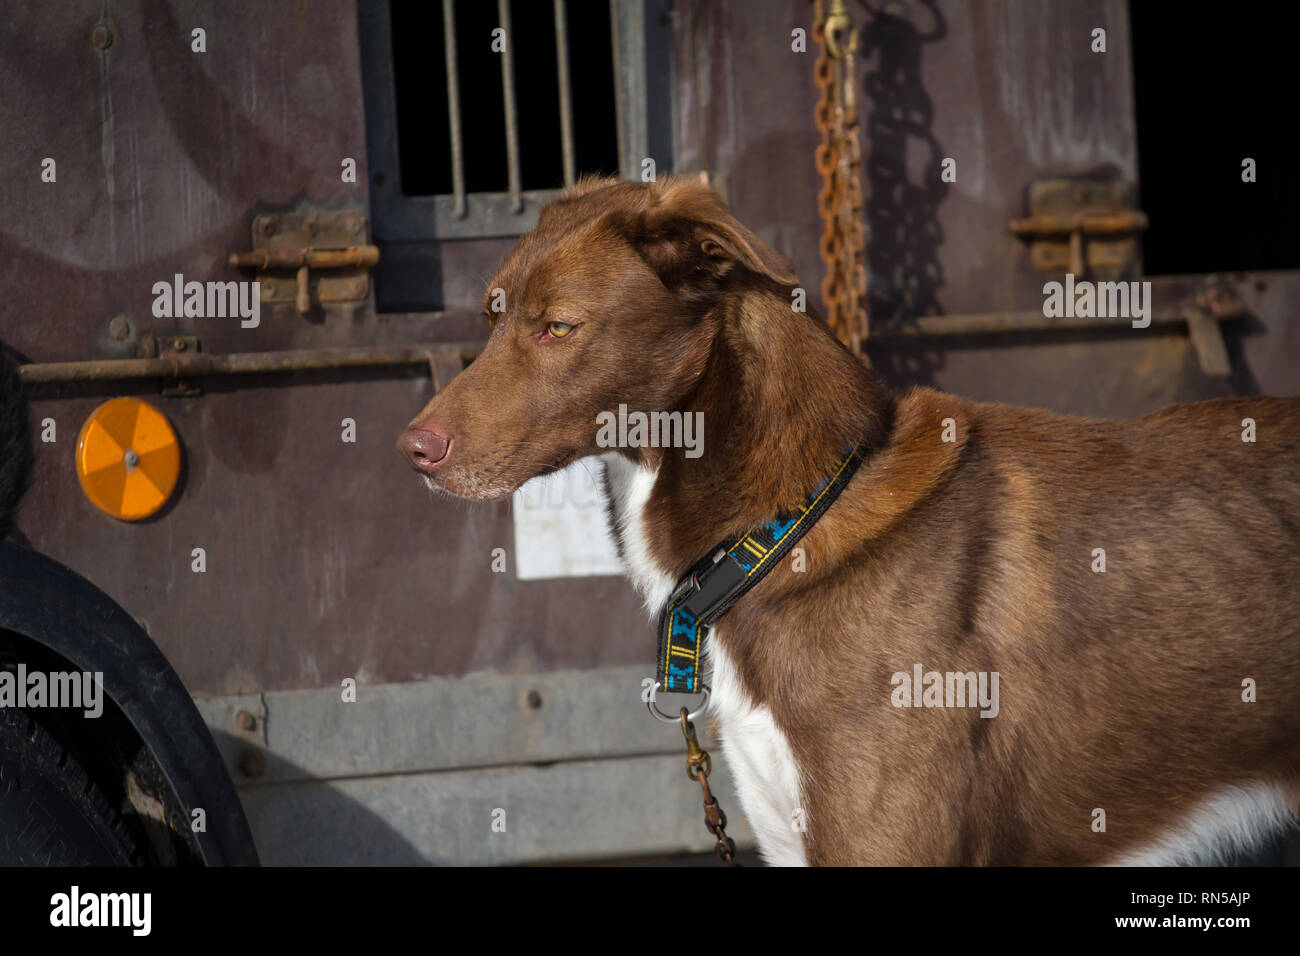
(855, 0, 948, 387)
(207, 730, 430, 866)
(1129, 6, 1300, 275)
(138, 0, 310, 195)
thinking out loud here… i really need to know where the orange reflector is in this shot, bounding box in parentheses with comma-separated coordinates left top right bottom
(76, 398, 181, 521)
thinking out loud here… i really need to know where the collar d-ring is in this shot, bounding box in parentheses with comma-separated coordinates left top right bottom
(647, 681, 710, 722)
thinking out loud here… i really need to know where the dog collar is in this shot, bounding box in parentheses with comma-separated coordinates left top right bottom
(654, 440, 869, 697)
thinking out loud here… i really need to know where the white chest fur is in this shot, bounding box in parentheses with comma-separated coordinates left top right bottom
(599, 453, 674, 611)
(599, 454, 809, 866)
(706, 639, 809, 866)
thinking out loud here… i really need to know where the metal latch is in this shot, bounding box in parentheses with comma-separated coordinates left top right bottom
(1010, 179, 1148, 279)
(228, 209, 379, 315)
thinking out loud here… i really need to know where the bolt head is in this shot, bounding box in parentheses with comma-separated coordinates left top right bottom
(91, 24, 113, 50)
(236, 710, 257, 732)
(108, 315, 131, 342)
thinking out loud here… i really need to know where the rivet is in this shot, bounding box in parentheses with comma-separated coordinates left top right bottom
(236, 710, 257, 732)
(91, 23, 114, 50)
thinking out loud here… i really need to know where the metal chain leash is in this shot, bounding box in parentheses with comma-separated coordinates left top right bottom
(813, 0, 869, 354)
(679, 708, 738, 866)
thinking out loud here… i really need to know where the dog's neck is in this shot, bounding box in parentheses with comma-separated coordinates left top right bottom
(611, 284, 893, 585)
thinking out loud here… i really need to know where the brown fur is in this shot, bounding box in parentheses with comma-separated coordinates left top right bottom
(399, 176, 1300, 864)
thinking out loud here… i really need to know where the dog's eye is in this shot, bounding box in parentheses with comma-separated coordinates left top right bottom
(545, 321, 574, 339)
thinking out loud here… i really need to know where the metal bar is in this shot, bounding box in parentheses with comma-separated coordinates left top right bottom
(227, 246, 380, 270)
(498, 0, 522, 212)
(868, 307, 1246, 341)
(387, 189, 564, 241)
(194, 664, 710, 786)
(1010, 211, 1150, 237)
(609, 0, 627, 177)
(19, 343, 487, 385)
(443, 0, 467, 219)
(20, 299, 1248, 386)
(554, 0, 576, 187)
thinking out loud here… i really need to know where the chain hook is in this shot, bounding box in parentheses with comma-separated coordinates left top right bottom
(823, 0, 857, 59)
(679, 707, 712, 780)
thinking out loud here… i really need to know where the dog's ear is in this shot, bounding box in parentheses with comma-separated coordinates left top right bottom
(618, 178, 799, 290)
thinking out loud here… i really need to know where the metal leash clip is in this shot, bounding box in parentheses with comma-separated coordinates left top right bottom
(678, 706, 737, 866)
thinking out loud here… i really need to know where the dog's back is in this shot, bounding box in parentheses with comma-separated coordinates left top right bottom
(738, 389, 1300, 864)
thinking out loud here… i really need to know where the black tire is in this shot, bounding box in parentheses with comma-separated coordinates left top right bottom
(0, 707, 142, 865)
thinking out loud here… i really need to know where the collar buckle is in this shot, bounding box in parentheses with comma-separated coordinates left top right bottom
(678, 551, 749, 625)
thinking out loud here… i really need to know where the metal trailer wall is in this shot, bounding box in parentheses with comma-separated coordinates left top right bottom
(2, 1, 1296, 864)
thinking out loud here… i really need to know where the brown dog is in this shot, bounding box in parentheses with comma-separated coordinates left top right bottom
(398, 176, 1300, 865)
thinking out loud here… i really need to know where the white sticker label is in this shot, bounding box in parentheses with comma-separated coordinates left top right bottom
(512, 461, 624, 580)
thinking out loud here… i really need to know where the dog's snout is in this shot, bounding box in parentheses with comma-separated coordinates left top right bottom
(398, 427, 451, 474)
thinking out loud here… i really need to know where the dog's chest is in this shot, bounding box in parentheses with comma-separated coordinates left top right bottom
(599, 454, 809, 866)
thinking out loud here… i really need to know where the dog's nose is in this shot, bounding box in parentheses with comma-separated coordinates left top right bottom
(398, 427, 451, 473)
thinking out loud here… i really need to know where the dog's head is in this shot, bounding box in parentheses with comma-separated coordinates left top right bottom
(396, 176, 797, 500)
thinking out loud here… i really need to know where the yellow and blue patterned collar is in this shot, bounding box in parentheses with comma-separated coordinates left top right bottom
(654, 439, 869, 697)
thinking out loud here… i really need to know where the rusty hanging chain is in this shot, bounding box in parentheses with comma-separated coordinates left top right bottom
(813, 0, 869, 354)
(679, 708, 738, 866)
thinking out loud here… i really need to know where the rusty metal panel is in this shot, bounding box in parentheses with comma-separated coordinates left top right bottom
(0, 1, 650, 697)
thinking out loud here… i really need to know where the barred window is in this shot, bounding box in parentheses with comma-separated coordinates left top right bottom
(361, 0, 673, 242)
